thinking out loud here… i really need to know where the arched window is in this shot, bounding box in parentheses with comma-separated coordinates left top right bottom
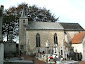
(54, 33, 58, 44)
(36, 33, 40, 47)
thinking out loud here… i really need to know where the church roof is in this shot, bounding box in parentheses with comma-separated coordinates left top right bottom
(24, 21, 64, 30)
(72, 32, 85, 44)
(24, 21, 84, 31)
(60, 23, 84, 31)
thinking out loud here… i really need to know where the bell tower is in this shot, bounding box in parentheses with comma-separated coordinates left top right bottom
(19, 7, 28, 27)
(19, 7, 28, 54)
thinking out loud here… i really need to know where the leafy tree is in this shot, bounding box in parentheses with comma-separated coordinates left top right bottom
(2, 3, 58, 42)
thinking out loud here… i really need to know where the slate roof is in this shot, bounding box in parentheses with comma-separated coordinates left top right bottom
(60, 23, 84, 31)
(24, 21, 84, 31)
(72, 32, 85, 44)
(24, 21, 64, 30)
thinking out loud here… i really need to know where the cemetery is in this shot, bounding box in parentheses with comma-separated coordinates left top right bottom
(0, 5, 85, 64)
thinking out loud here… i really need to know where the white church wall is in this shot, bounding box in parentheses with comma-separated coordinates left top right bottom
(72, 43, 84, 60)
(82, 36, 85, 61)
(72, 33, 85, 61)
(72, 43, 83, 54)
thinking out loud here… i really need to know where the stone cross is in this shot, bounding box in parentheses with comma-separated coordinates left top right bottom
(0, 5, 4, 42)
(0, 5, 4, 64)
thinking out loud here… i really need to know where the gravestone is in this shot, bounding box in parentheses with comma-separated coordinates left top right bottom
(0, 5, 4, 64)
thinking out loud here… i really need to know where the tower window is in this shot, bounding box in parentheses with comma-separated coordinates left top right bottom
(36, 33, 40, 47)
(54, 33, 58, 45)
(23, 20, 25, 23)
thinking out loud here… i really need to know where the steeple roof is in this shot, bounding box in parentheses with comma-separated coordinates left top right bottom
(21, 7, 27, 18)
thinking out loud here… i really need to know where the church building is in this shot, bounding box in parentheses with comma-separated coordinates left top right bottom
(19, 8, 84, 59)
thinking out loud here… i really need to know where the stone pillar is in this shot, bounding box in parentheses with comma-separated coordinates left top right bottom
(0, 5, 4, 41)
(0, 5, 4, 64)
(0, 43, 4, 64)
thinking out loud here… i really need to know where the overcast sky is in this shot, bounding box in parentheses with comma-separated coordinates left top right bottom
(1, 0, 85, 29)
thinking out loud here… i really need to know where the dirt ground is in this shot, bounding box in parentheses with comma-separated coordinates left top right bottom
(79, 61, 85, 64)
(21, 55, 46, 64)
(21, 55, 85, 64)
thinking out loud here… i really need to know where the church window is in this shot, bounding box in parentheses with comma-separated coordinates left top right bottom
(36, 33, 40, 47)
(54, 33, 58, 44)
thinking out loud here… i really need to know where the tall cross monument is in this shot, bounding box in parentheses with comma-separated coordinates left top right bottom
(0, 5, 4, 64)
(0, 5, 3, 41)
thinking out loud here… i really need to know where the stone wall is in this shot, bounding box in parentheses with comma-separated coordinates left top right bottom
(19, 17, 28, 54)
(65, 31, 79, 43)
(26, 30, 64, 54)
(20, 29, 83, 55)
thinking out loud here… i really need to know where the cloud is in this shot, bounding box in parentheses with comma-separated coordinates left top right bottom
(0, 0, 85, 29)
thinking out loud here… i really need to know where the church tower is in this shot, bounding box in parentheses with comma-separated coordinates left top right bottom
(19, 7, 28, 53)
(0, 5, 4, 41)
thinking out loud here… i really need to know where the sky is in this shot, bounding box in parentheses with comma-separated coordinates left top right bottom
(0, 0, 85, 29)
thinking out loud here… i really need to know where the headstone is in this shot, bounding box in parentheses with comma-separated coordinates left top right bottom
(0, 43, 4, 64)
